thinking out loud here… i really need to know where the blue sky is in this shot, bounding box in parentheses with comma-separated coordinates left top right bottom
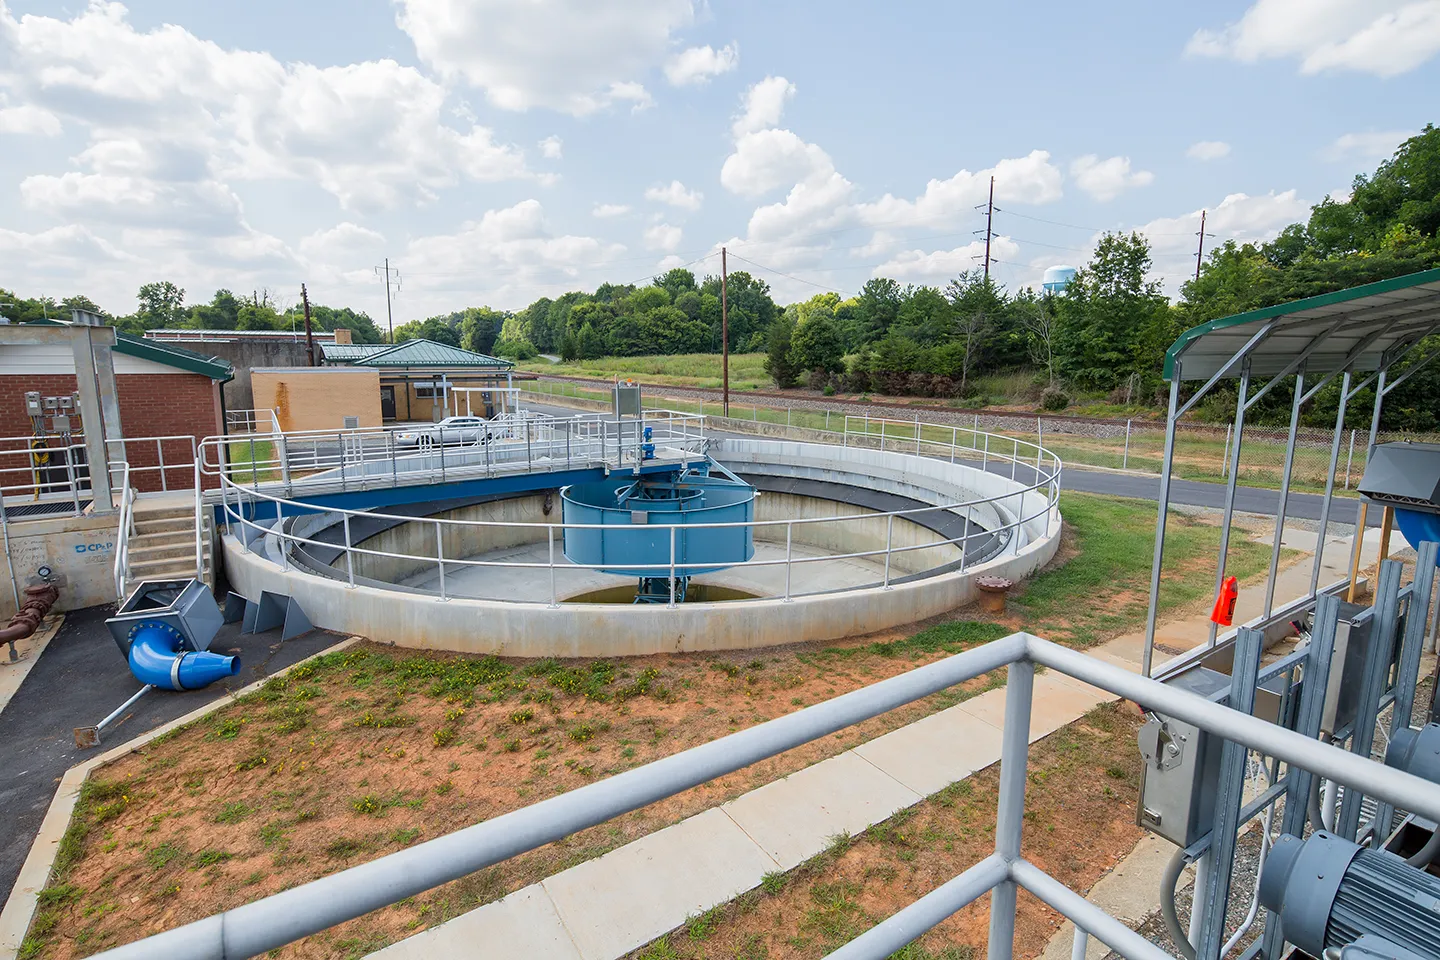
(0, 0, 1435, 324)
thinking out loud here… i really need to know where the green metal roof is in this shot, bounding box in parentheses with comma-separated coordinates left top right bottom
(1164, 267, 1440, 381)
(25, 319, 234, 380)
(350, 338, 513, 370)
(320, 342, 399, 363)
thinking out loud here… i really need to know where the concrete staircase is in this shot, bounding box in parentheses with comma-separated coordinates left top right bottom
(124, 497, 215, 592)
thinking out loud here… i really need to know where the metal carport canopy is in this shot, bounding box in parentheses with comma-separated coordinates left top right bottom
(1163, 267, 1440, 381)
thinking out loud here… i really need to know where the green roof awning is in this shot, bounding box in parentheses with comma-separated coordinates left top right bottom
(25, 319, 234, 380)
(350, 338, 513, 370)
(1164, 267, 1440, 381)
(320, 342, 399, 363)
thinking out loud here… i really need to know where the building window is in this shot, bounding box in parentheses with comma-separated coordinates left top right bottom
(412, 381, 446, 400)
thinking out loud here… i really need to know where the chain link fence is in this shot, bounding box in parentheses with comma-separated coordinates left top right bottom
(518, 379, 1440, 493)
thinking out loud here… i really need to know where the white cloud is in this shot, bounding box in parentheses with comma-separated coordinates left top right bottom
(299, 222, 386, 260)
(664, 43, 738, 86)
(1070, 155, 1155, 202)
(1187, 140, 1231, 161)
(1322, 130, 1414, 161)
(1187, 0, 1440, 77)
(855, 150, 1064, 227)
(539, 135, 563, 160)
(592, 203, 631, 218)
(395, 0, 693, 114)
(403, 199, 626, 306)
(644, 179, 703, 210)
(722, 129, 836, 197)
(0, 103, 61, 136)
(874, 237, 1021, 284)
(732, 76, 795, 137)
(0, 4, 534, 212)
(643, 223, 683, 252)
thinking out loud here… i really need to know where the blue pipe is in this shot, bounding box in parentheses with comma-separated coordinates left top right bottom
(1396, 508, 1440, 567)
(127, 622, 240, 691)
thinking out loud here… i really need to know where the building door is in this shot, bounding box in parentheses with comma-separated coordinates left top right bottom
(379, 386, 396, 421)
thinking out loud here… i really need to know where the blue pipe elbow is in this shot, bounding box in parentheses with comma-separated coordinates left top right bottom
(128, 623, 240, 691)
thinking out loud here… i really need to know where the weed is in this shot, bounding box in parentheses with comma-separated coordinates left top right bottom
(195, 850, 232, 867)
(443, 705, 466, 723)
(236, 752, 268, 772)
(502, 738, 521, 753)
(145, 841, 187, 871)
(735, 933, 770, 960)
(351, 794, 385, 816)
(325, 837, 365, 859)
(433, 727, 458, 748)
(712, 661, 741, 678)
(390, 828, 421, 846)
(509, 707, 534, 725)
(685, 906, 722, 941)
(761, 870, 786, 895)
(633, 934, 683, 960)
(1105, 765, 1128, 780)
(354, 711, 414, 729)
(435, 779, 455, 796)
(212, 717, 244, 740)
(214, 802, 255, 824)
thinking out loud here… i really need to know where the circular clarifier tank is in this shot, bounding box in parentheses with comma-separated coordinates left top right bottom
(560, 471, 756, 579)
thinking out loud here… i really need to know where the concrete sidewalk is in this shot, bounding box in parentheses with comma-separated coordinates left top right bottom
(371, 528, 1382, 960)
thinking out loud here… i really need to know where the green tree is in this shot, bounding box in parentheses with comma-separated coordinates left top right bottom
(136, 281, 186, 327)
(1054, 231, 1171, 389)
(855, 277, 902, 343)
(765, 307, 801, 387)
(459, 307, 507, 355)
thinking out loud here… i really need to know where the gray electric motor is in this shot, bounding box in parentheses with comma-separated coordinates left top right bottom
(1258, 831, 1440, 958)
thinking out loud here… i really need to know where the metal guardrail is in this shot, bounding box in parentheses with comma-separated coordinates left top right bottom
(112, 461, 135, 599)
(210, 413, 1061, 606)
(86, 632, 1440, 960)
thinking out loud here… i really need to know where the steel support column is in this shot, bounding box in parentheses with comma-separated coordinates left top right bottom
(1310, 372, 1352, 596)
(987, 660, 1034, 960)
(1263, 368, 1305, 617)
(1207, 359, 1252, 646)
(1143, 367, 1184, 677)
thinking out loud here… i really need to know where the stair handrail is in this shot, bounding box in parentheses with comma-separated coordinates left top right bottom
(193, 459, 204, 582)
(112, 460, 135, 599)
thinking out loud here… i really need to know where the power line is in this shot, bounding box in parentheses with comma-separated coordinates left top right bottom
(725, 252, 850, 295)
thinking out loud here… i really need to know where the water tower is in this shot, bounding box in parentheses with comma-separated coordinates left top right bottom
(1042, 265, 1076, 295)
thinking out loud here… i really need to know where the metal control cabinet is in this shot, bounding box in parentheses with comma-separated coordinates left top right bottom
(1137, 667, 1228, 846)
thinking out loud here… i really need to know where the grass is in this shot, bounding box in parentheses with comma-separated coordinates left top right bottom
(1012, 492, 1282, 646)
(515, 353, 771, 390)
(226, 438, 279, 482)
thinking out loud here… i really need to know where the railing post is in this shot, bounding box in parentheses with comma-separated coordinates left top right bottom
(341, 515, 355, 590)
(915, 413, 921, 454)
(1221, 422, 1232, 479)
(982, 433, 989, 471)
(668, 525, 677, 608)
(951, 425, 957, 463)
(880, 420, 886, 452)
(157, 439, 167, 492)
(193, 462, 204, 582)
(337, 433, 347, 490)
(1344, 428, 1356, 489)
(435, 521, 447, 601)
(548, 525, 558, 607)
(883, 515, 894, 588)
(438, 428, 446, 482)
(1069, 928, 1088, 960)
(825, 409, 830, 433)
(1123, 419, 1131, 470)
(784, 523, 793, 602)
(987, 659, 1034, 960)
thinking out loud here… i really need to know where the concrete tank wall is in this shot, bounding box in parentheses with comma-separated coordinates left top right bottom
(349, 493, 553, 584)
(225, 437, 1060, 655)
(753, 492, 960, 576)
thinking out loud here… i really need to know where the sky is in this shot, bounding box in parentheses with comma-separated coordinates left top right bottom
(0, 0, 1436, 327)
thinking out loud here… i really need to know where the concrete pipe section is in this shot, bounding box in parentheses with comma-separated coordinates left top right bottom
(222, 437, 1062, 657)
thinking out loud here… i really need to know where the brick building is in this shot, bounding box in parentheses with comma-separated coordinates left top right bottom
(0, 327, 232, 493)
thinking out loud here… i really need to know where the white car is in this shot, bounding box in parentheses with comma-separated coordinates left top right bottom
(394, 416, 490, 449)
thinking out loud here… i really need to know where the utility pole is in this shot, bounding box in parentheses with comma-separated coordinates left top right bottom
(1194, 209, 1207, 283)
(974, 176, 998, 282)
(374, 258, 400, 343)
(301, 283, 315, 367)
(721, 246, 730, 418)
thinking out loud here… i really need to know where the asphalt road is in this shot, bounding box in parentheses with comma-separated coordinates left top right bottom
(0, 609, 345, 903)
